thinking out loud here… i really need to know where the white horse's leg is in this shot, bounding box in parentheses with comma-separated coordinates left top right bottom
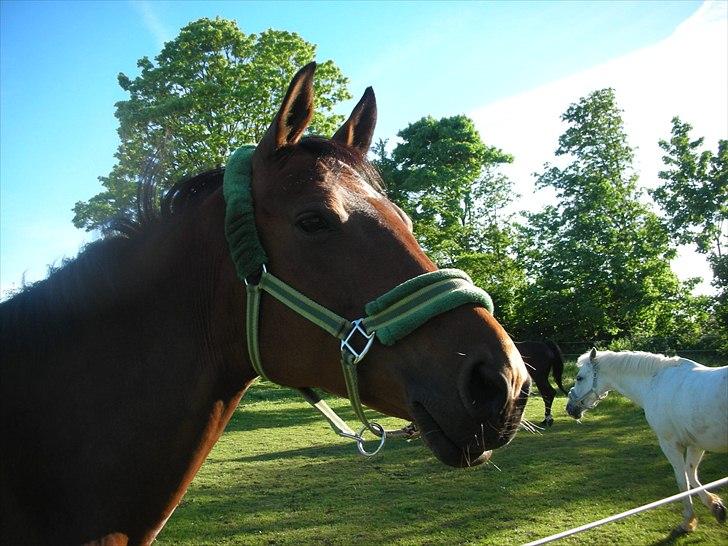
(658, 439, 697, 532)
(685, 445, 726, 524)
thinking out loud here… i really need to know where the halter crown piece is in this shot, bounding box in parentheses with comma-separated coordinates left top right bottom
(223, 145, 495, 456)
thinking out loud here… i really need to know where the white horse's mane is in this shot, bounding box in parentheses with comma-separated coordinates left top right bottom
(579, 350, 686, 376)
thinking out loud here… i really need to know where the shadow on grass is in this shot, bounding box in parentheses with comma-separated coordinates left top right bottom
(158, 383, 728, 545)
(649, 527, 691, 546)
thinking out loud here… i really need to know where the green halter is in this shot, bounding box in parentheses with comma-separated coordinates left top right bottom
(224, 145, 494, 455)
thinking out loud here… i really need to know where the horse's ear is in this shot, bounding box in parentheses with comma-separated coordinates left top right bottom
(257, 62, 316, 153)
(332, 87, 377, 153)
(589, 347, 597, 361)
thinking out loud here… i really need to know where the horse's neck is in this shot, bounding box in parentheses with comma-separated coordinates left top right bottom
(123, 197, 256, 542)
(599, 360, 652, 408)
(2, 197, 254, 543)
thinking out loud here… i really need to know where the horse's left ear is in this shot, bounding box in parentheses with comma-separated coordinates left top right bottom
(332, 87, 377, 153)
(590, 347, 597, 361)
(257, 62, 317, 154)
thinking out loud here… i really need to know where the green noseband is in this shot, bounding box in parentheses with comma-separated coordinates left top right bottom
(224, 145, 494, 456)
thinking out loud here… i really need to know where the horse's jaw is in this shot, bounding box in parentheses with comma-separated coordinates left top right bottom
(409, 402, 494, 467)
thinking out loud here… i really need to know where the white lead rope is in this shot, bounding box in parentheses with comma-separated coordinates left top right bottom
(523, 476, 728, 546)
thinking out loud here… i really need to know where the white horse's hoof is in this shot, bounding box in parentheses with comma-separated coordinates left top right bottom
(712, 501, 726, 523)
(679, 516, 698, 533)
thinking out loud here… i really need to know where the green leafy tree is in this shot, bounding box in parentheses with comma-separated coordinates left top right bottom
(372, 116, 525, 328)
(520, 89, 703, 345)
(73, 18, 350, 231)
(374, 115, 513, 259)
(651, 118, 728, 351)
(651, 118, 727, 258)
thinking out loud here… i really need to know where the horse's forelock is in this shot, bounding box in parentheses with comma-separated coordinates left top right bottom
(295, 137, 385, 195)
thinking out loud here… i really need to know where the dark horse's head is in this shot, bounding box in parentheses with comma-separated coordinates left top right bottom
(239, 63, 530, 466)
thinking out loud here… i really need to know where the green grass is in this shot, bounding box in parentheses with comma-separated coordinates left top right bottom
(157, 362, 728, 545)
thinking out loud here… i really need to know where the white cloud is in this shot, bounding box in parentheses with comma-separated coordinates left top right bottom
(130, 0, 170, 49)
(470, 1, 727, 294)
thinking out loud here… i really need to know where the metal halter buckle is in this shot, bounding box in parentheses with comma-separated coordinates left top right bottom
(243, 264, 267, 287)
(340, 319, 375, 364)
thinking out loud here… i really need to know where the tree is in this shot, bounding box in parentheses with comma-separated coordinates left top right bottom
(374, 115, 513, 259)
(520, 89, 703, 345)
(651, 118, 728, 351)
(372, 116, 525, 329)
(73, 18, 350, 231)
(651, 118, 727, 271)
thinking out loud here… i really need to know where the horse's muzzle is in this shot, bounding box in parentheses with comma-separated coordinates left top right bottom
(565, 400, 583, 419)
(411, 360, 531, 468)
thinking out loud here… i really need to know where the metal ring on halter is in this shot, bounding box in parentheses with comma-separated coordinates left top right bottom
(355, 422, 386, 456)
(244, 264, 268, 287)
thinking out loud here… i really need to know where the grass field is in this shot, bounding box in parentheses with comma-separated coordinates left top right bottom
(157, 359, 728, 545)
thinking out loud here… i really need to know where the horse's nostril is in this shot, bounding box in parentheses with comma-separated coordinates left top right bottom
(461, 362, 509, 419)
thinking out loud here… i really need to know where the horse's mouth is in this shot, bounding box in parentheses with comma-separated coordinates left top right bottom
(565, 401, 583, 420)
(410, 402, 492, 468)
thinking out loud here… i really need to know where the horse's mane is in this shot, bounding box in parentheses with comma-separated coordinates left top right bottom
(0, 168, 224, 357)
(579, 350, 685, 376)
(115, 136, 383, 238)
(0, 138, 383, 346)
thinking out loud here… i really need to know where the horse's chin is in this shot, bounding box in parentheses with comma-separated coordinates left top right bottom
(410, 402, 492, 468)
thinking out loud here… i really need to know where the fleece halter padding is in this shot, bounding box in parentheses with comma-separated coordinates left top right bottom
(364, 269, 493, 345)
(223, 145, 268, 280)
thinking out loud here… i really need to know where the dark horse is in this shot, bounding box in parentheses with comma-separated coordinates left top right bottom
(515, 340, 567, 427)
(1, 64, 530, 545)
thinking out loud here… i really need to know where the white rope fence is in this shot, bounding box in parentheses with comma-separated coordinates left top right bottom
(523, 476, 728, 546)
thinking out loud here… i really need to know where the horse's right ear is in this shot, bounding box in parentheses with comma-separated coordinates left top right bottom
(257, 62, 317, 154)
(332, 87, 377, 153)
(589, 347, 597, 361)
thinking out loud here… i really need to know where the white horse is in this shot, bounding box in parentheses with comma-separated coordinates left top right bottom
(566, 348, 728, 532)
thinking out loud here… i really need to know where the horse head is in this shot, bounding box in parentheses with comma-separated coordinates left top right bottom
(566, 348, 609, 419)
(234, 63, 530, 467)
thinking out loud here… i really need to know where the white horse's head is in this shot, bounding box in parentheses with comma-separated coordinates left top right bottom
(566, 348, 609, 419)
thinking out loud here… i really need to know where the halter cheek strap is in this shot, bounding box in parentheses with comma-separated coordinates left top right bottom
(568, 362, 607, 410)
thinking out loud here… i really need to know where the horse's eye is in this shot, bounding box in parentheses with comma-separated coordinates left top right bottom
(576, 376, 583, 382)
(296, 213, 330, 234)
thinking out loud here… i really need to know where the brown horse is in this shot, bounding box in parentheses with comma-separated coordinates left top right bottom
(515, 340, 567, 427)
(0, 63, 530, 545)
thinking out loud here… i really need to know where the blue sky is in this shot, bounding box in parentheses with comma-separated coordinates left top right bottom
(1, 0, 720, 297)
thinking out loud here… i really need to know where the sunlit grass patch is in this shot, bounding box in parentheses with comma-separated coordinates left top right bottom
(158, 366, 728, 545)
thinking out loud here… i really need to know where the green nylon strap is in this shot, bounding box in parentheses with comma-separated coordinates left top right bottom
(258, 272, 350, 339)
(341, 353, 378, 431)
(244, 270, 380, 435)
(245, 283, 268, 381)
